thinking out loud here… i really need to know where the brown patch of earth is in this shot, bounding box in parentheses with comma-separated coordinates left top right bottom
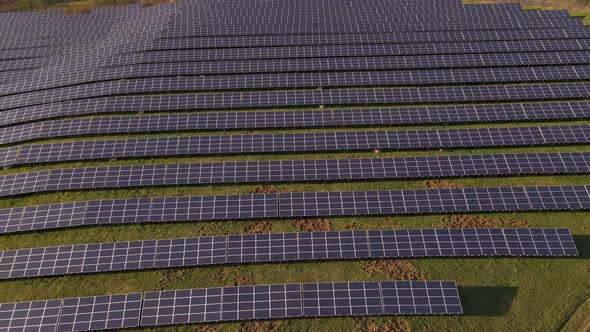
(214, 267, 229, 283)
(233, 267, 254, 286)
(252, 184, 277, 194)
(344, 221, 361, 230)
(194, 325, 221, 332)
(239, 320, 282, 332)
(425, 180, 464, 189)
(244, 220, 273, 233)
(158, 270, 184, 290)
(442, 215, 529, 228)
(354, 317, 411, 332)
(365, 260, 427, 280)
(292, 218, 333, 232)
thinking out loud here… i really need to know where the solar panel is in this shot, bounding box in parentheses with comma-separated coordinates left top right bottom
(0, 152, 589, 198)
(0, 228, 577, 280)
(0, 299, 62, 331)
(156, 28, 590, 48)
(118, 39, 590, 62)
(0, 280, 461, 330)
(2, 125, 589, 167)
(3, 97, 589, 130)
(0, 186, 588, 233)
(140, 280, 461, 326)
(1, 65, 589, 112)
(2, 51, 589, 98)
(0, 294, 142, 332)
(56, 293, 142, 331)
(2, 100, 590, 145)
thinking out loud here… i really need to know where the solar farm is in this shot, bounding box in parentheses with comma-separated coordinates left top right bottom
(0, 0, 589, 331)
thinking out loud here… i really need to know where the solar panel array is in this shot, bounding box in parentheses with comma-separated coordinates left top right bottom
(0, 228, 577, 280)
(0, 152, 588, 198)
(3, 65, 590, 111)
(2, 101, 590, 145)
(1, 186, 588, 234)
(1, 125, 589, 167)
(1, 0, 588, 329)
(0, 280, 461, 331)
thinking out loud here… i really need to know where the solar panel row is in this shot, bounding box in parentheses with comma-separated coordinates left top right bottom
(0, 125, 587, 167)
(3, 50, 588, 95)
(154, 28, 590, 49)
(82, 83, 590, 111)
(179, 8, 567, 20)
(116, 39, 590, 62)
(0, 280, 461, 331)
(160, 19, 584, 38)
(2, 65, 589, 111)
(0, 186, 588, 234)
(2, 101, 589, 145)
(0, 293, 143, 331)
(0, 153, 588, 198)
(0, 228, 577, 280)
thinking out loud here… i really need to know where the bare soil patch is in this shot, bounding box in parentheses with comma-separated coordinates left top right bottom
(239, 320, 282, 332)
(244, 220, 273, 233)
(252, 185, 277, 194)
(354, 317, 411, 332)
(292, 218, 333, 232)
(442, 215, 529, 228)
(425, 180, 464, 189)
(365, 260, 427, 280)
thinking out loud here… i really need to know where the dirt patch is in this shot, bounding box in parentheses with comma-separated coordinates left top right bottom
(194, 325, 221, 332)
(355, 317, 411, 332)
(365, 260, 427, 281)
(252, 184, 277, 194)
(292, 218, 333, 232)
(239, 320, 282, 332)
(233, 267, 254, 286)
(345, 221, 361, 230)
(442, 215, 529, 228)
(425, 180, 464, 189)
(244, 220, 273, 233)
(214, 268, 229, 283)
(158, 270, 184, 290)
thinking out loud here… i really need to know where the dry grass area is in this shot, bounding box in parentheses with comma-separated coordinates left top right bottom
(244, 220, 274, 234)
(425, 180, 464, 189)
(353, 317, 411, 332)
(364, 260, 428, 281)
(251, 185, 278, 194)
(0, 0, 174, 13)
(440, 214, 530, 228)
(465, 0, 590, 22)
(292, 218, 334, 232)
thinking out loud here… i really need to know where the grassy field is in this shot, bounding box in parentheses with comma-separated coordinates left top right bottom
(0, 1, 590, 332)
